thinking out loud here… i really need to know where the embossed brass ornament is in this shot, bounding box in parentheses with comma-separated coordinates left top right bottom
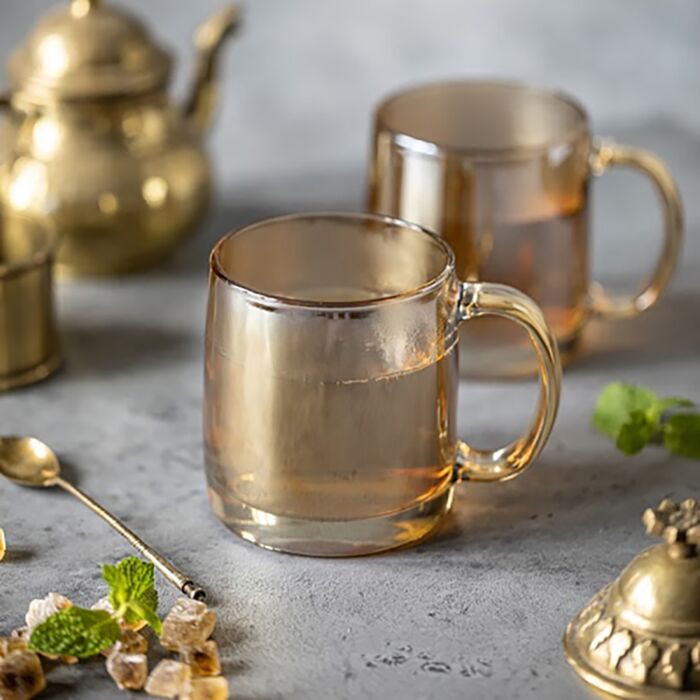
(0, 0, 240, 276)
(565, 499, 700, 698)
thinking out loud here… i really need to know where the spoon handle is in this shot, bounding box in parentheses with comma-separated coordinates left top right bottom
(54, 476, 205, 601)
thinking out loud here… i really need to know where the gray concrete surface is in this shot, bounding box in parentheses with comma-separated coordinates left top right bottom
(1, 1, 699, 698)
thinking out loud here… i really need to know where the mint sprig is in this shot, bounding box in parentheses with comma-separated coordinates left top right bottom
(593, 382, 700, 458)
(29, 557, 161, 658)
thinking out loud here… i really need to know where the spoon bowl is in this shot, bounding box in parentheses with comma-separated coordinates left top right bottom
(0, 436, 60, 487)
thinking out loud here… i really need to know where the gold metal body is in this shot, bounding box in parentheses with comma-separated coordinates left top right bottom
(204, 213, 561, 556)
(0, 436, 205, 600)
(0, 216, 60, 390)
(0, 0, 239, 276)
(565, 499, 700, 698)
(368, 81, 683, 377)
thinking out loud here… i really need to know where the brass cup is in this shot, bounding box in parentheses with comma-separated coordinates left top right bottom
(0, 217, 61, 390)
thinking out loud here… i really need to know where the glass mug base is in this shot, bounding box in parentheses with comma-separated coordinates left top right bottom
(207, 486, 454, 557)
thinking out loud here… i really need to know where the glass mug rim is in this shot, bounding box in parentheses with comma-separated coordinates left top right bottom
(210, 211, 457, 310)
(374, 78, 591, 161)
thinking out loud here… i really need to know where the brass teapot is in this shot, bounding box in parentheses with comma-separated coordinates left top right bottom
(0, 0, 239, 276)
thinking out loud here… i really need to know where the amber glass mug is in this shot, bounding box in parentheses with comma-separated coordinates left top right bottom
(369, 81, 683, 377)
(204, 213, 561, 556)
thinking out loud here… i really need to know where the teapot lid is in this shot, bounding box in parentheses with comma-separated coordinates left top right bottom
(8, 0, 172, 103)
(565, 498, 700, 698)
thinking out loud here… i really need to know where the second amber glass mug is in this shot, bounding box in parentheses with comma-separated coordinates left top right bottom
(369, 81, 683, 377)
(204, 213, 561, 556)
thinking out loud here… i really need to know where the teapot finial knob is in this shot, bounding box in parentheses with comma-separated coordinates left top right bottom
(642, 498, 700, 554)
(71, 0, 101, 18)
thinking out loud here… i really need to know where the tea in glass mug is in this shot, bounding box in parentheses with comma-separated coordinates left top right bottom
(204, 213, 561, 556)
(368, 81, 683, 376)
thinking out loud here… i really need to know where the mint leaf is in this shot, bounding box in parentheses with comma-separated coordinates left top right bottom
(136, 586, 158, 614)
(593, 382, 658, 440)
(102, 563, 121, 599)
(117, 557, 155, 599)
(104, 557, 160, 632)
(123, 588, 159, 630)
(664, 413, 700, 459)
(29, 608, 120, 658)
(128, 599, 162, 636)
(104, 557, 156, 610)
(616, 410, 656, 455)
(132, 586, 160, 634)
(647, 397, 694, 425)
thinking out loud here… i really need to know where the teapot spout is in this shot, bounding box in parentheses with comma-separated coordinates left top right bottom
(184, 4, 240, 134)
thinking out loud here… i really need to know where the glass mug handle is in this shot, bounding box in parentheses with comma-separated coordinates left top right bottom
(587, 139, 683, 320)
(454, 282, 562, 482)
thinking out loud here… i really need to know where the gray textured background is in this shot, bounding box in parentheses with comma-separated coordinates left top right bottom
(1, 2, 699, 698)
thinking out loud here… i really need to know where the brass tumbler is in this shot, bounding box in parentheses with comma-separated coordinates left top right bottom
(0, 217, 61, 390)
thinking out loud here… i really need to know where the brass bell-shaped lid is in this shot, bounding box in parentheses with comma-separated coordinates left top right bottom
(565, 499, 700, 698)
(7, 0, 171, 103)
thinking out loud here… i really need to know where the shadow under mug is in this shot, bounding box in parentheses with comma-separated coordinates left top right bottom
(0, 215, 61, 391)
(368, 80, 683, 377)
(204, 212, 561, 556)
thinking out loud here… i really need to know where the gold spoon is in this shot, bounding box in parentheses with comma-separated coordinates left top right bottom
(0, 436, 205, 601)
